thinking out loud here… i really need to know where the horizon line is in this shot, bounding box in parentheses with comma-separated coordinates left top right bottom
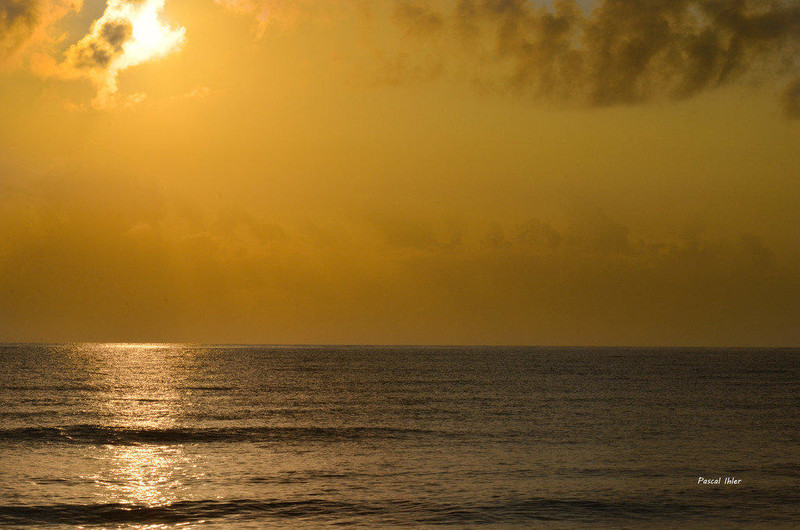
(1, 342, 798, 350)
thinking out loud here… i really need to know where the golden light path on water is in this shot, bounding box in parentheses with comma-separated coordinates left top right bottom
(76, 344, 208, 515)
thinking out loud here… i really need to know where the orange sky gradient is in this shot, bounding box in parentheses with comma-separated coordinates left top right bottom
(1, 0, 799, 345)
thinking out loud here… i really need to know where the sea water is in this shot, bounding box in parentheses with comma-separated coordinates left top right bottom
(0, 344, 798, 527)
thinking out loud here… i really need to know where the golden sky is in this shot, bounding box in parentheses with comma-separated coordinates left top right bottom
(1, 0, 799, 345)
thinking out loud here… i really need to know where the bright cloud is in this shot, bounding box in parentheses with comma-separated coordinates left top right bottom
(63, 0, 185, 108)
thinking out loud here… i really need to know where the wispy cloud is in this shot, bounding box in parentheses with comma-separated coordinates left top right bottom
(213, 0, 322, 35)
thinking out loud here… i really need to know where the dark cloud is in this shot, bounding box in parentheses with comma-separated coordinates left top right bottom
(66, 19, 133, 70)
(0, 0, 42, 60)
(101, 20, 133, 51)
(0, 1, 37, 32)
(390, 0, 800, 114)
(0, 0, 81, 65)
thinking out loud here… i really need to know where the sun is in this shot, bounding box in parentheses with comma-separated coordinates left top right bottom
(123, 2, 185, 68)
(132, 10, 164, 51)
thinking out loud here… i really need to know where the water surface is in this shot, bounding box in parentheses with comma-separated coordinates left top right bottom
(0, 344, 797, 527)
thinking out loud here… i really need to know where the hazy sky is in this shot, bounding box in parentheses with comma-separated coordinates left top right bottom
(1, 0, 799, 345)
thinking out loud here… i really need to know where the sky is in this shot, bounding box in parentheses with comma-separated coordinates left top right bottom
(1, 0, 799, 346)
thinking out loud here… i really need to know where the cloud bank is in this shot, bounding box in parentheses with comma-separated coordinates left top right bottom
(3, 1, 799, 111)
(393, 0, 800, 114)
(1, 163, 798, 345)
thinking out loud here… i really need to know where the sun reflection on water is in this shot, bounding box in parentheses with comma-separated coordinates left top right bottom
(78, 344, 205, 508)
(96, 343, 176, 351)
(93, 343, 186, 428)
(98, 444, 199, 507)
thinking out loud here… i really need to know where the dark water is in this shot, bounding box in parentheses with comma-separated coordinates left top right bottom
(0, 344, 797, 528)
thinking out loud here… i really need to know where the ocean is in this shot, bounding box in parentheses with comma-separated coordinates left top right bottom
(0, 344, 797, 527)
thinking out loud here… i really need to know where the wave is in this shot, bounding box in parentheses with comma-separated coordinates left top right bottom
(2, 495, 797, 526)
(4, 499, 370, 526)
(0, 424, 442, 445)
(0, 385, 103, 392)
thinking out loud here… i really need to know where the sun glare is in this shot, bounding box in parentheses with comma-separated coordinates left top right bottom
(124, 4, 185, 67)
(132, 11, 163, 50)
